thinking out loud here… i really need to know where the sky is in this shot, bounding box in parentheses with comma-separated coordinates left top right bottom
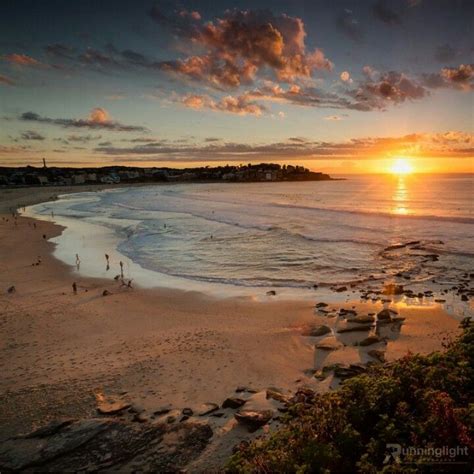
(0, 0, 472, 173)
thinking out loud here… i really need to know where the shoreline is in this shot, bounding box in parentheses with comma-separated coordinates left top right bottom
(21, 184, 474, 315)
(0, 185, 468, 469)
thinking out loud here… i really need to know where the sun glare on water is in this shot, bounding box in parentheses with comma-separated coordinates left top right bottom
(390, 158, 414, 175)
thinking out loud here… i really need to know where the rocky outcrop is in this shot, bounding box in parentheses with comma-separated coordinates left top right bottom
(359, 335, 382, 346)
(333, 364, 367, 380)
(234, 410, 273, 432)
(337, 324, 373, 333)
(222, 397, 247, 409)
(347, 315, 375, 324)
(266, 388, 290, 404)
(301, 324, 331, 337)
(368, 349, 385, 362)
(377, 309, 394, 320)
(0, 417, 212, 472)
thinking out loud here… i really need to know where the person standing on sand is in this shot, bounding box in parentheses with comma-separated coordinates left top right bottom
(72, 282, 77, 295)
(120, 261, 124, 278)
(105, 254, 110, 271)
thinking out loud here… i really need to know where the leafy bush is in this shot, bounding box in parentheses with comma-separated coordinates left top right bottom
(228, 320, 473, 473)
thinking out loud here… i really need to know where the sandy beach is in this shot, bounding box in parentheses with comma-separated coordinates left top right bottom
(0, 186, 464, 469)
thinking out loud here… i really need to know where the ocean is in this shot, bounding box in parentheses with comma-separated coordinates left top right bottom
(26, 174, 474, 304)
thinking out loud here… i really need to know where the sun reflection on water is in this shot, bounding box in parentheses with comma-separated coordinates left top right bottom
(393, 176, 409, 215)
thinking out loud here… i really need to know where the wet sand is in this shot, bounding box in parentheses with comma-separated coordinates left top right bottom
(0, 186, 463, 468)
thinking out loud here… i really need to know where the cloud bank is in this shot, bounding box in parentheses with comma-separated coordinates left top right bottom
(20, 108, 148, 132)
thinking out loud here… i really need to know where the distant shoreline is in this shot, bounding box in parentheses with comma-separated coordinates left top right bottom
(0, 163, 338, 187)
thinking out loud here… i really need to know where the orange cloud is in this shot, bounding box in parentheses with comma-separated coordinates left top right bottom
(181, 94, 266, 116)
(440, 64, 473, 91)
(88, 107, 110, 124)
(20, 108, 148, 132)
(3, 53, 41, 66)
(152, 8, 333, 88)
(340, 71, 351, 82)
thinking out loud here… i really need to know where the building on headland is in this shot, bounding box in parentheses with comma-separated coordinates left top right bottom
(0, 162, 333, 187)
(72, 174, 86, 185)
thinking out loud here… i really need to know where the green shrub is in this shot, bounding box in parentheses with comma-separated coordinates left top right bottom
(228, 321, 473, 473)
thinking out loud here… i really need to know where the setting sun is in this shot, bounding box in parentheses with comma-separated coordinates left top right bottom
(390, 158, 414, 175)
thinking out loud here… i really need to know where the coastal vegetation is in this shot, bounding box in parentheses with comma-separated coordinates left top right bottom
(228, 319, 474, 472)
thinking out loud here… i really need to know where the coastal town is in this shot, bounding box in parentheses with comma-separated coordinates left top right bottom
(0, 161, 332, 187)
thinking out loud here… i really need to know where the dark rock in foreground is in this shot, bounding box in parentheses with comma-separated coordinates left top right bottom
(359, 335, 382, 346)
(301, 324, 331, 337)
(334, 364, 367, 379)
(0, 417, 212, 472)
(266, 388, 290, 404)
(234, 410, 273, 432)
(377, 309, 394, 320)
(222, 397, 247, 409)
(337, 324, 373, 333)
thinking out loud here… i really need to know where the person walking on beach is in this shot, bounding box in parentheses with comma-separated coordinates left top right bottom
(105, 254, 110, 271)
(76, 254, 80, 269)
(120, 261, 124, 278)
(72, 282, 77, 295)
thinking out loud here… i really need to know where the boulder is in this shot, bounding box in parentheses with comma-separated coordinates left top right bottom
(234, 410, 273, 431)
(339, 308, 357, 316)
(266, 388, 290, 404)
(337, 324, 373, 333)
(315, 341, 340, 351)
(334, 364, 366, 379)
(368, 349, 385, 362)
(359, 335, 382, 346)
(197, 403, 219, 416)
(222, 397, 247, 409)
(153, 406, 172, 416)
(315, 302, 328, 308)
(347, 315, 375, 324)
(96, 394, 131, 415)
(377, 309, 392, 321)
(302, 325, 331, 337)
